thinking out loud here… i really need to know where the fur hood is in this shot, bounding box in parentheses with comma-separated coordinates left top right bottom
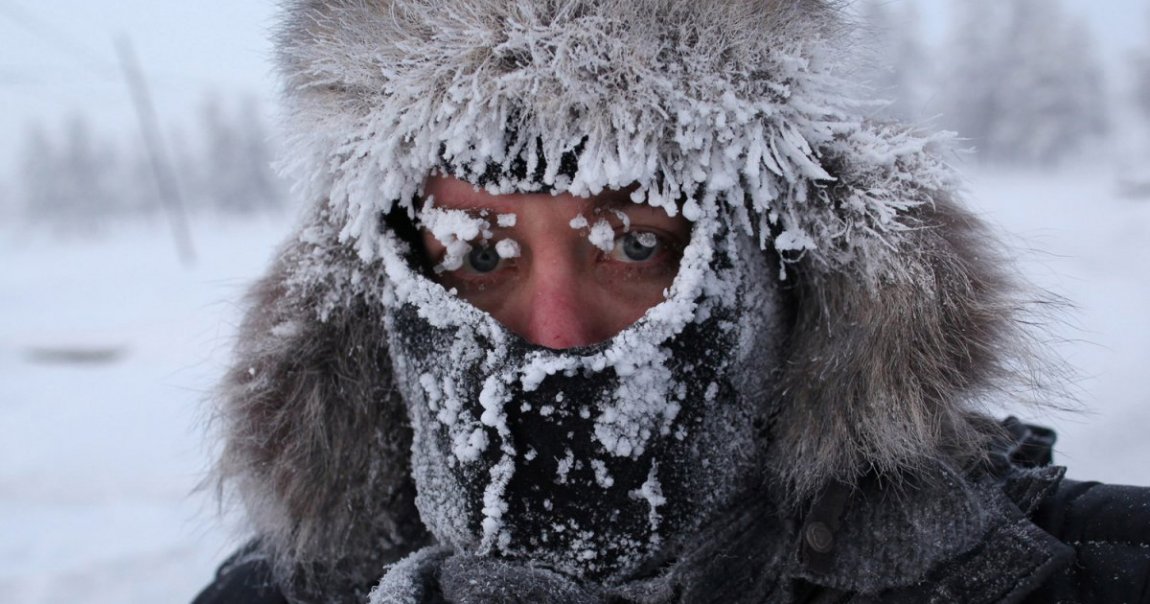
(212, 0, 1048, 597)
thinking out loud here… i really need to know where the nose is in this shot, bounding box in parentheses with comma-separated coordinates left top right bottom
(514, 263, 605, 350)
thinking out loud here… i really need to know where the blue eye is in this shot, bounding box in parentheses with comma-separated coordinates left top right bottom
(467, 244, 502, 273)
(617, 232, 658, 262)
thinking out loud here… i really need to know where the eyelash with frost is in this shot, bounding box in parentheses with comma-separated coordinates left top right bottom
(419, 196, 493, 272)
(568, 213, 624, 253)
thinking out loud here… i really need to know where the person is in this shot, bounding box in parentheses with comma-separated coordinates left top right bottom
(193, 1, 1150, 603)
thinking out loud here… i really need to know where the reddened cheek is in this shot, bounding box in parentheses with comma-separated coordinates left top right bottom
(590, 270, 677, 326)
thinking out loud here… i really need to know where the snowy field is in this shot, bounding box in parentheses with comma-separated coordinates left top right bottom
(2, 168, 1149, 603)
(964, 168, 1150, 484)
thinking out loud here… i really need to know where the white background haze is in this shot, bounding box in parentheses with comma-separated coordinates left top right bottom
(2, 1, 1150, 602)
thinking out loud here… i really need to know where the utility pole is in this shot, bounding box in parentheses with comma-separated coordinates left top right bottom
(115, 35, 196, 266)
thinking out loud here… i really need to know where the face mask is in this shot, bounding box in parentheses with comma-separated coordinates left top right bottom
(379, 192, 785, 582)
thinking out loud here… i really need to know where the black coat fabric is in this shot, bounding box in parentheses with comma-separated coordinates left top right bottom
(192, 544, 287, 604)
(192, 422, 1150, 604)
(1024, 481, 1150, 603)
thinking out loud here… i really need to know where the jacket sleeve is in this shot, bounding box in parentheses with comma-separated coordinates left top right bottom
(191, 546, 288, 604)
(1026, 479, 1150, 604)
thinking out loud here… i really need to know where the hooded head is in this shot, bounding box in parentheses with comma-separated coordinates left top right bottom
(213, 0, 1043, 599)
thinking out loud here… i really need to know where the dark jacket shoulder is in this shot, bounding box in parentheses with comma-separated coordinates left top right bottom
(991, 418, 1150, 603)
(192, 546, 287, 604)
(1024, 479, 1150, 603)
(848, 419, 1150, 604)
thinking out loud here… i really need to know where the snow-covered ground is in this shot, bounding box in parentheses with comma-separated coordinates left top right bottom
(0, 215, 288, 603)
(965, 168, 1150, 485)
(1, 168, 1149, 603)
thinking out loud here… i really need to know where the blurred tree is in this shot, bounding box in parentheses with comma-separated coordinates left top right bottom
(16, 93, 287, 235)
(196, 94, 284, 214)
(857, 0, 931, 122)
(937, 0, 1009, 151)
(990, 0, 1107, 165)
(60, 115, 123, 229)
(1134, 9, 1150, 125)
(938, 0, 1108, 167)
(20, 117, 123, 233)
(19, 124, 61, 225)
(1117, 7, 1150, 197)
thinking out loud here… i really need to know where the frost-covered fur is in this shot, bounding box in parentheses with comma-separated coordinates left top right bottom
(211, 0, 1052, 599)
(771, 197, 1038, 502)
(214, 220, 432, 600)
(273, 0, 953, 271)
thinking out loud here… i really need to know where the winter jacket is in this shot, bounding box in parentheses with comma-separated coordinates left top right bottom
(197, 1, 1150, 603)
(193, 420, 1150, 604)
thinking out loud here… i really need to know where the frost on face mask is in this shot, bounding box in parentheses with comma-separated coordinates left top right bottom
(379, 189, 786, 582)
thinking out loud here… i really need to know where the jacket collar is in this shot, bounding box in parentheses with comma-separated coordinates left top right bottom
(794, 464, 1073, 603)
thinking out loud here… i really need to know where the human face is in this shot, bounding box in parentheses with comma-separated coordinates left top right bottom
(420, 175, 691, 349)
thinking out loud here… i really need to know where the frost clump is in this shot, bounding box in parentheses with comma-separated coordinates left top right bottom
(592, 345, 679, 458)
(495, 239, 520, 259)
(591, 460, 615, 489)
(270, 320, 300, 339)
(452, 428, 489, 462)
(630, 463, 666, 532)
(419, 197, 493, 272)
(567, 213, 626, 253)
(555, 449, 575, 485)
(587, 219, 615, 252)
(480, 457, 515, 550)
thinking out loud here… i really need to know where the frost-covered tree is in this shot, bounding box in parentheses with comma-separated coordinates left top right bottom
(0, 178, 11, 225)
(938, 0, 1108, 166)
(117, 134, 169, 217)
(233, 97, 284, 211)
(1138, 56, 1150, 124)
(857, 0, 931, 122)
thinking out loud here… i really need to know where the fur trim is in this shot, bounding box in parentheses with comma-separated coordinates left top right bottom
(771, 190, 1049, 503)
(273, 0, 955, 274)
(209, 0, 1060, 592)
(213, 213, 431, 596)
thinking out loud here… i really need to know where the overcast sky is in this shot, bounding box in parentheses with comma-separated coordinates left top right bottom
(1, 0, 1147, 183)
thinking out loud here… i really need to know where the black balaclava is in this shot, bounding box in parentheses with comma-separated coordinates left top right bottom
(254, 2, 1009, 601)
(379, 177, 786, 581)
